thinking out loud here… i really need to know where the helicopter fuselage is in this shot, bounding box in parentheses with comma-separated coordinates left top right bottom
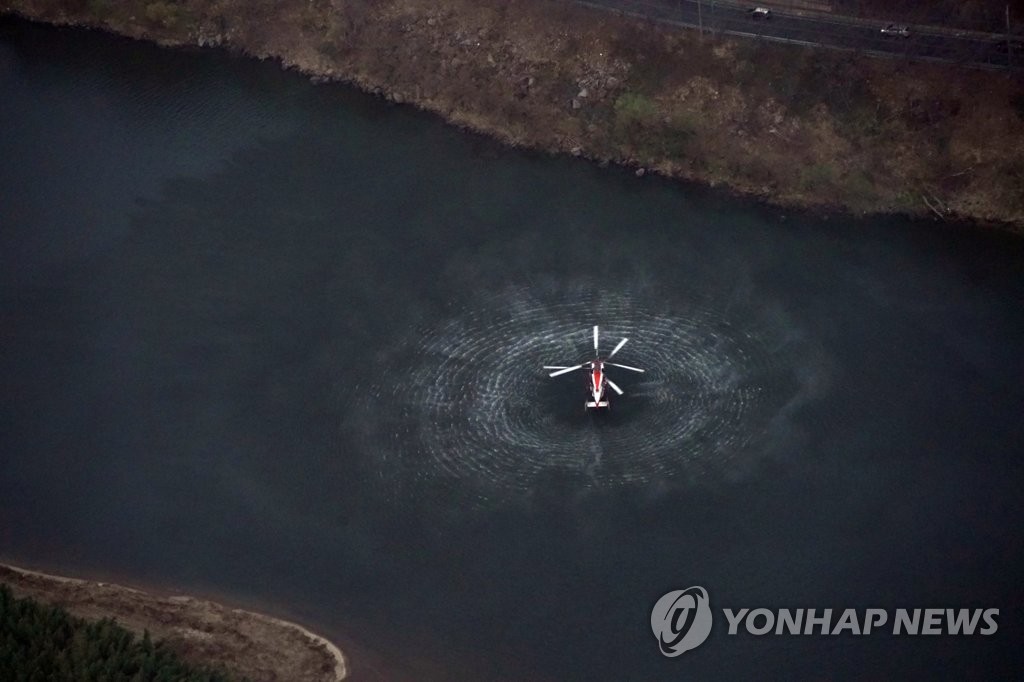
(588, 360, 609, 408)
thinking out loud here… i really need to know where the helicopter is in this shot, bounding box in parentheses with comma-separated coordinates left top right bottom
(544, 325, 645, 409)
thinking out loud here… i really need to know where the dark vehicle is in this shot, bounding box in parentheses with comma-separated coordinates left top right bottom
(881, 24, 910, 37)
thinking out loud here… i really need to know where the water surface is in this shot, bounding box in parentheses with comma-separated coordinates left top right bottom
(2, 17, 1023, 680)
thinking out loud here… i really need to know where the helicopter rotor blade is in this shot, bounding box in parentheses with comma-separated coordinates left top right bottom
(607, 362, 645, 373)
(593, 325, 599, 353)
(549, 364, 585, 377)
(606, 378, 624, 395)
(543, 366, 572, 370)
(609, 337, 628, 358)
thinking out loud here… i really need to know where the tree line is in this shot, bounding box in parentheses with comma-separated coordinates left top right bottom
(0, 583, 242, 682)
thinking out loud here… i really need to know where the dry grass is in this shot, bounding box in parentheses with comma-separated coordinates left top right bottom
(4, 0, 1024, 228)
(0, 564, 346, 682)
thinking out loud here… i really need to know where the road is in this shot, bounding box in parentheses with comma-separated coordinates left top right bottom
(575, 0, 1023, 69)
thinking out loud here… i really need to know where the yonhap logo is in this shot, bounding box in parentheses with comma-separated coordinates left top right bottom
(651, 586, 713, 656)
(651, 586, 999, 658)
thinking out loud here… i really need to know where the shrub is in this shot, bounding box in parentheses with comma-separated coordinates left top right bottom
(86, 0, 113, 16)
(800, 162, 838, 191)
(614, 92, 658, 126)
(144, 1, 186, 29)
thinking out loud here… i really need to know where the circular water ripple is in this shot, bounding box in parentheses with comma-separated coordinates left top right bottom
(348, 285, 817, 495)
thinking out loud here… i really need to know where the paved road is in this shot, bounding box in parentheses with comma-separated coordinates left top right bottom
(576, 0, 1023, 69)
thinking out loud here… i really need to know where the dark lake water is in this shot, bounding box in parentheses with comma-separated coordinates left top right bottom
(2, 17, 1023, 680)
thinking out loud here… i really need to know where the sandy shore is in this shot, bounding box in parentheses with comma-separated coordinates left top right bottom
(0, 562, 347, 682)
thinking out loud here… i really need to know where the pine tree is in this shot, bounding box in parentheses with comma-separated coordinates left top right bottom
(0, 583, 236, 681)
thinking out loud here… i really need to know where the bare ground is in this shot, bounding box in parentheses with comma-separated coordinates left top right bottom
(3, 0, 1023, 231)
(0, 563, 346, 682)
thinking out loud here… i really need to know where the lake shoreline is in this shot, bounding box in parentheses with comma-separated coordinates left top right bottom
(3, 1, 1022, 233)
(0, 562, 348, 682)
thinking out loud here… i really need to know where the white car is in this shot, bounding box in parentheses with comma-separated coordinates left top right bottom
(750, 7, 771, 18)
(880, 24, 910, 37)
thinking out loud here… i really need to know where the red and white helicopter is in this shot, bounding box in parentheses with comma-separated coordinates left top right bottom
(544, 325, 645, 409)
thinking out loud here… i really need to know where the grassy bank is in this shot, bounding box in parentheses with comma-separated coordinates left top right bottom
(3, 0, 1024, 230)
(0, 564, 346, 682)
(1, 584, 235, 681)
